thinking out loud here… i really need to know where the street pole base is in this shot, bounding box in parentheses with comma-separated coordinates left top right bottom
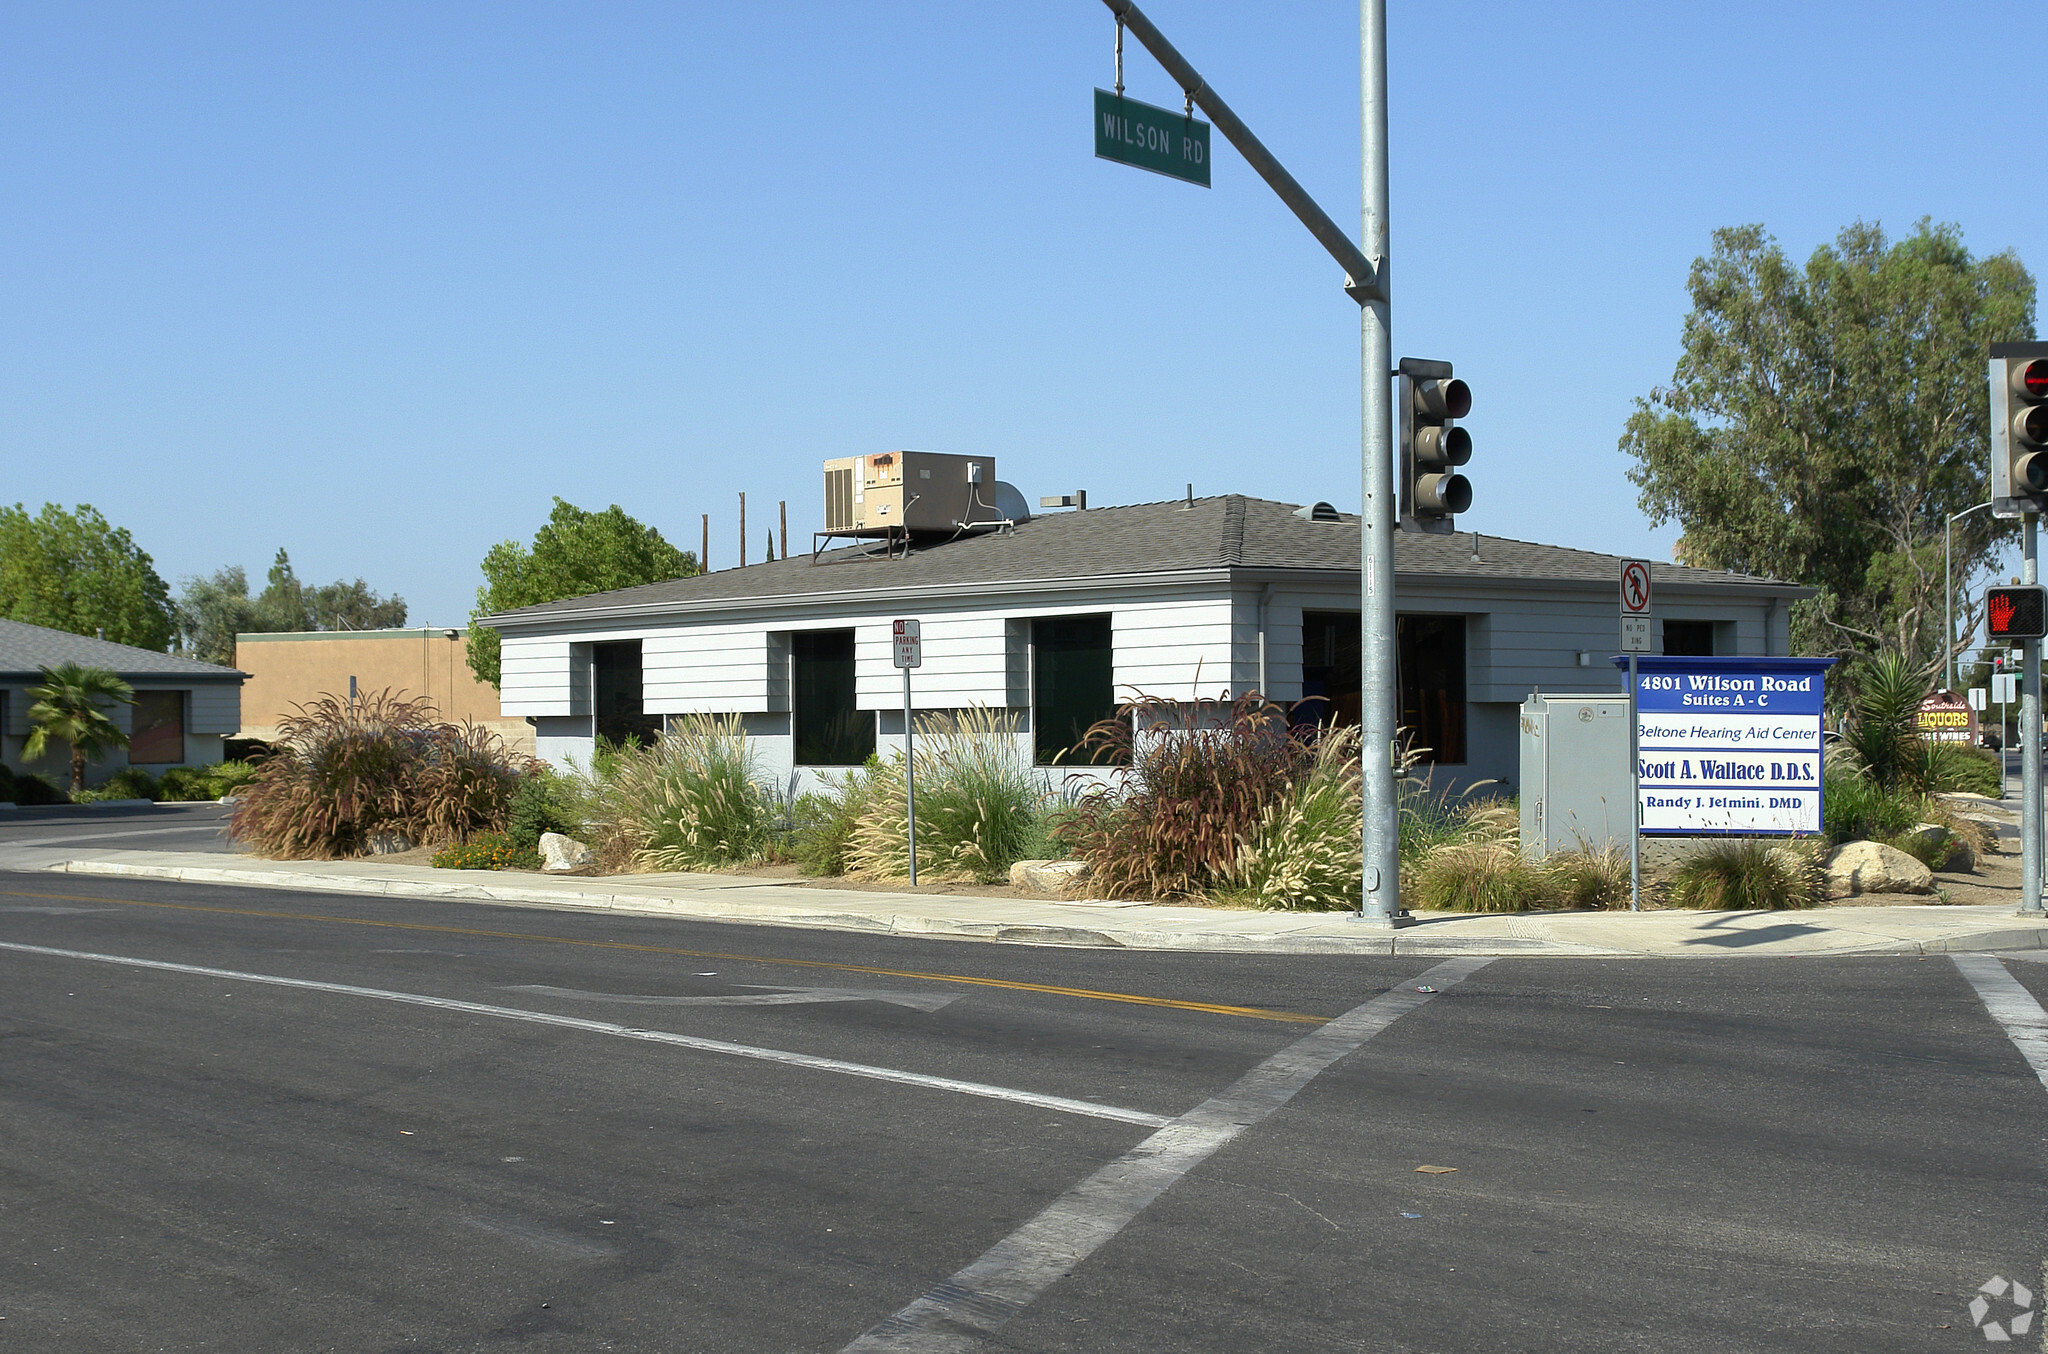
(1351, 909, 1417, 929)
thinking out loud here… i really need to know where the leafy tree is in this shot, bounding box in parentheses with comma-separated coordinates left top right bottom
(1623, 220, 2035, 675)
(24, 663, 134, 792)
(0, 503, 175, 651)
(175, 566, 259, 666)
(467, 498, 697, 687)
(176, 551, 406, 665)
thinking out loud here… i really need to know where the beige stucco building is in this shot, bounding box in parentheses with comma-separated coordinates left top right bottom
(234, 628, 535, 755)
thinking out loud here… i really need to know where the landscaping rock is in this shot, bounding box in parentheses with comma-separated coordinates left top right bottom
(368, 831, 413, 855)
(1822, 840, 1933, 899)
(1009, 858, 1089, 896)
(540, 832, 593, 873)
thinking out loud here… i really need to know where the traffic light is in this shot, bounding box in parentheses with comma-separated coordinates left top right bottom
(1398, 357, 1471, 533)
(1990, 341, 2048, 517)
(1987, 584, 2048, 642)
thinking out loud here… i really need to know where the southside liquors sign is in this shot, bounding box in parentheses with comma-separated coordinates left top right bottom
(1615, 656, 1837, 835)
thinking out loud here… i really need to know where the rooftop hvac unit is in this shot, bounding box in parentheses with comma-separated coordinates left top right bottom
(821, 452, 1003, 535)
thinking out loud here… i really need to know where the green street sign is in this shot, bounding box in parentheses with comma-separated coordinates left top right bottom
(1094, 89, 1210, 187)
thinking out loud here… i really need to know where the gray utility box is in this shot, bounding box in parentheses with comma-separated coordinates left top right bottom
(1519, 692, 1633, 860)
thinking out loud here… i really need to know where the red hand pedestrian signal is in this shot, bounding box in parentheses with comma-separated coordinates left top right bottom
(1987, 585, 2048, 641)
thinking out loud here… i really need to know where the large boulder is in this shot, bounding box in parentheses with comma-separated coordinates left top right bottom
(540, 832, 594, 873)
(1823, 840, 1934, 899)
(1009, 858, 1089, 896)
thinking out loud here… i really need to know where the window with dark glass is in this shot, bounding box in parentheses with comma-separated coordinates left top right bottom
(1299, 611, 1363, 729)
(794, 629, 873, 766)
(1397, 614, 1466, 763)
(593, 640, 660, 746)
(129, 690, 185, 764)
(1033, 615, 1117, 764)
(1662, 620, 1714, 656)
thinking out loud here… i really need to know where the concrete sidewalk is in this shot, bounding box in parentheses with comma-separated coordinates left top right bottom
(17, 847, 2048, 957)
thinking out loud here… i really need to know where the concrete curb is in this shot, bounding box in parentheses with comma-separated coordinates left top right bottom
(45, 856, 2048, 958)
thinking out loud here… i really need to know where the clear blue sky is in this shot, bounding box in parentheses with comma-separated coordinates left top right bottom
(3, 2, 2040, 627)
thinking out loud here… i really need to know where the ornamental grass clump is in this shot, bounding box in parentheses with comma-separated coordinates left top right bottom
(1665, 839, 1822, 910)
(1216, 726, 1363, 911)
(594, 713, 775, 871)
(847, 708, 1048, 884)
(1055, 694, 1314, 900)
(229, 690, 533, 859)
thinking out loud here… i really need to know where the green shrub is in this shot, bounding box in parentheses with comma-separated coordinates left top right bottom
(848, 709, 1050, 884)
(158, 760, 261, 802)
(507, 770, 578, 850)
(1665, 840, 1820, 910)
(790, 758, 885, 876)
(92, 767, 161, 801)
(594, 714, 774, 871)
(1823, 765, 1923, 844)
(8, 771, 66, 806)
(432, 830, 541, 871)
(229, 690, 534, 859)
(1919, 743, 2003, 798)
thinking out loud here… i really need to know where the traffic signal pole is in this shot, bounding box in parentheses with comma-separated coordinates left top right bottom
(1357, 0, 1400, 924)
(2025, 514, 2042, 916)
(1101, 0, 1401, 924)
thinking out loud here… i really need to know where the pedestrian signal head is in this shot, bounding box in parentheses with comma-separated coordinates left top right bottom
(1987, 584, 2048, 642)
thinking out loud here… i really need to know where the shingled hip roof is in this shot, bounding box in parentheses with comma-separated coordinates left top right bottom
(483, 495, 1806, 628)
(0, 618, 246, 681)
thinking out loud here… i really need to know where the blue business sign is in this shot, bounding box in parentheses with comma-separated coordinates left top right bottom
(1612, 655, 1837, 836)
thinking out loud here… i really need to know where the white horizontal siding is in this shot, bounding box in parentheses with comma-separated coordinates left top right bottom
(855, 615, 1011, 710)
(644, 627, 775, 715)
(498, 636, 582, 717)
(1114, 599, 1235, 702)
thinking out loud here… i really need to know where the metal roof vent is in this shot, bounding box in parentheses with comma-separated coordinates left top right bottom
(1292, 502, 1342, 522)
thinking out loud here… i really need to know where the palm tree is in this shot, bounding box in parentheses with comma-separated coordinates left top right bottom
(24, 664, 134, 792)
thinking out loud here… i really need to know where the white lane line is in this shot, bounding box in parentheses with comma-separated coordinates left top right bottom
(1953, 954, 2048, 1093)
(0, 940, 1171, 1129)
(839, 956, 1495, 1353)
(503, 982, 961, 1013)
(0, 824, 228, 850)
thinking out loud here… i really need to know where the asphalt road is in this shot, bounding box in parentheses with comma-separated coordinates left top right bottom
(1, 871, 2044, 1352)
(0, 801, 235, 855)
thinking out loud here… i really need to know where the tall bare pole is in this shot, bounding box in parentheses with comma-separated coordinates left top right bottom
(1102, 0, 1397, 923)
(739, 493, 747, 567)
(780, 501, 789, 561)
(2025, 514, 2042, 915)
(1357, 0, 1399, 924)
(701, 514, 709, 573)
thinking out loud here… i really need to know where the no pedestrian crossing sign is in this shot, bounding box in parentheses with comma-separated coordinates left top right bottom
(1620, 559, 1653, 652)
(892, 619, 922, 669)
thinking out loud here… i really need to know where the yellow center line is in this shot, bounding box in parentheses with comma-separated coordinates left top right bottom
(0, 887, 1329, 1025)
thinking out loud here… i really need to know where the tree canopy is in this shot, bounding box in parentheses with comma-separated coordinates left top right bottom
(1622, 220, 2036, 672)
(466, 498, 698, 687)
(175, 550, 408, 665)
(0, 503, 176, 651)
